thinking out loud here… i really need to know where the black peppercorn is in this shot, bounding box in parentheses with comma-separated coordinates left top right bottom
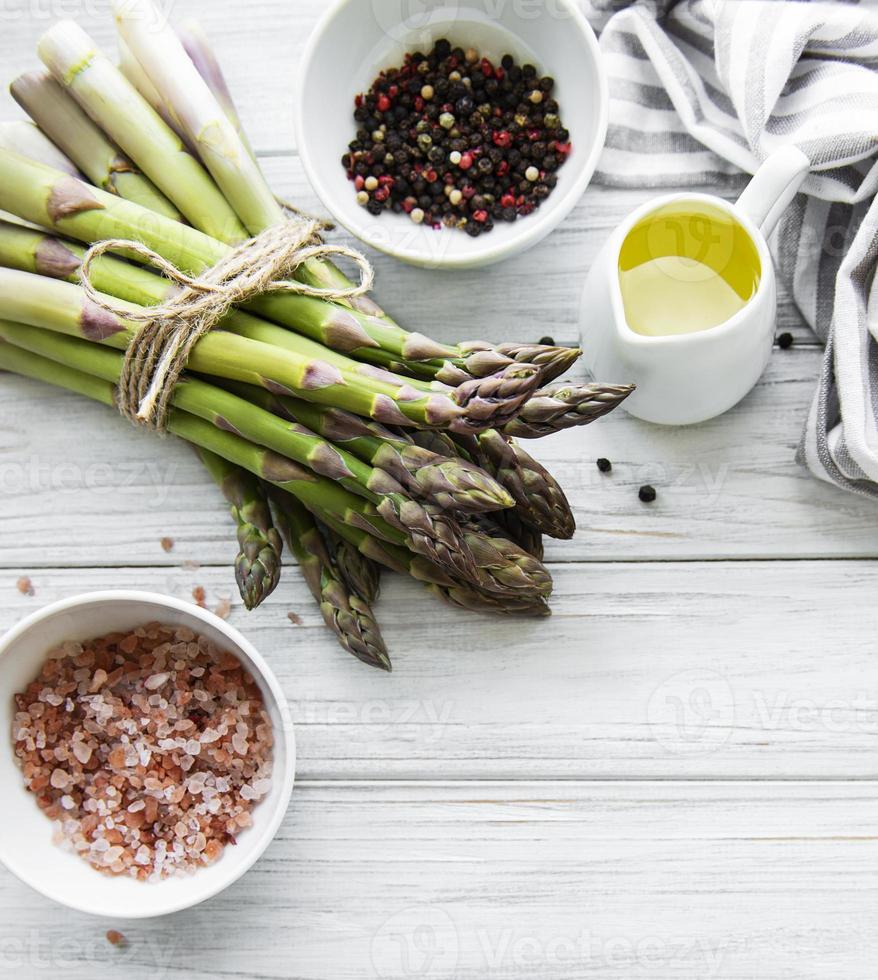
(596, 458, 612, 473)
(639, 485, 657, 503)
(778, 332, 794, 349)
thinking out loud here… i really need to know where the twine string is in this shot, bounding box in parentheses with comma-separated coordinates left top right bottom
(78, 220, 373, 432)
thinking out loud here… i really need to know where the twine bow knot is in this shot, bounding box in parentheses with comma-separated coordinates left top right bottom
(78, 219, 374, 432)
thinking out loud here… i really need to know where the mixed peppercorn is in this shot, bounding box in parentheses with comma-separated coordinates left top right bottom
(341, 39, 572, 236)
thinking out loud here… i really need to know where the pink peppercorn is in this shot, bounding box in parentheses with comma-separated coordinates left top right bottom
(459, 152, 474, 170)
(492, 130, 512, 148)
(473, 209, 488, 223)
(377, 94, 391, 112)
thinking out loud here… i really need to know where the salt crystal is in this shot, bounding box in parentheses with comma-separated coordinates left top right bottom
(88, 669, 108, 693)
(61, 795, 75, 810)
(145, 673, 169, 690)
(50, 769, 69, 789)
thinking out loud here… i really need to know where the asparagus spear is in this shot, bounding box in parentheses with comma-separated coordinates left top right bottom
(412, 427, 575, 539)
(0, 264, 535, 433)
(116, 36, 196, 155)
(383, 340, 582, 386)
(223, 381, 514, 514)
(482, 510, 545, 562)
(268, 490, 390, 671)
(465, 430, 576, 540)
(196, 447, 283, 609)
(11, 71, 182, 221)
(175, 19, 255, 160)
(38, 20, 247, 243)
(426, 580, 550, 617)
(464, 529, 553, 597)
(0, 120, 79, 175)
(501, 382, 635, 439)
(317, 513, 550, 618)
(320, 524, 382, 604)
(319, 504, 551, 600)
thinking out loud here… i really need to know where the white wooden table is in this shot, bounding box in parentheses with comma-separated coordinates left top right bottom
(1, 2, 877, 977)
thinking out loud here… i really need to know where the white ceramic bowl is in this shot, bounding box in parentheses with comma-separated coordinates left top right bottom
(295, 0, 608, 269)
(0, 591, 295, 919)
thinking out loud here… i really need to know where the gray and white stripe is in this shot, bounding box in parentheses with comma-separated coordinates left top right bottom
(583, 0, 878, 496)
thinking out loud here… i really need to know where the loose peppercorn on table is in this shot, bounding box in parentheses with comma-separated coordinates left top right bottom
(1, 3, 877, 978)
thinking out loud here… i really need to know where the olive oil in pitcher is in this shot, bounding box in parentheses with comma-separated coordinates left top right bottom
(618, 201, 761, 337)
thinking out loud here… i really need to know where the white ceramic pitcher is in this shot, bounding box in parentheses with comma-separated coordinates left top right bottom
(579, 146, 810, 425)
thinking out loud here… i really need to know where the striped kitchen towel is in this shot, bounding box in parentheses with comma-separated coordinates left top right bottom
(581, 0, 878, 497)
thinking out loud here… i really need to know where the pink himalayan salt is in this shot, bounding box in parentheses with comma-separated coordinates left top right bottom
(11, 622, 273, 881)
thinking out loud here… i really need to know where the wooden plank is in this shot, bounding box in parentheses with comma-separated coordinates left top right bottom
(0, 781, 874, 979)
(0, 347, 869, 567)
(2, 562, 877, 780)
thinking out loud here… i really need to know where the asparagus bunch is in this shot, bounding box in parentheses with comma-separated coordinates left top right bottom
(0, 0, 633, 668)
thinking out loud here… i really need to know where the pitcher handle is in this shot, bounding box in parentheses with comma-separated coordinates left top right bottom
(736, 146, 810, 238)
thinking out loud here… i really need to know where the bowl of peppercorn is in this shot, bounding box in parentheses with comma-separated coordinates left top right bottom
(295, 0, 607, 269)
